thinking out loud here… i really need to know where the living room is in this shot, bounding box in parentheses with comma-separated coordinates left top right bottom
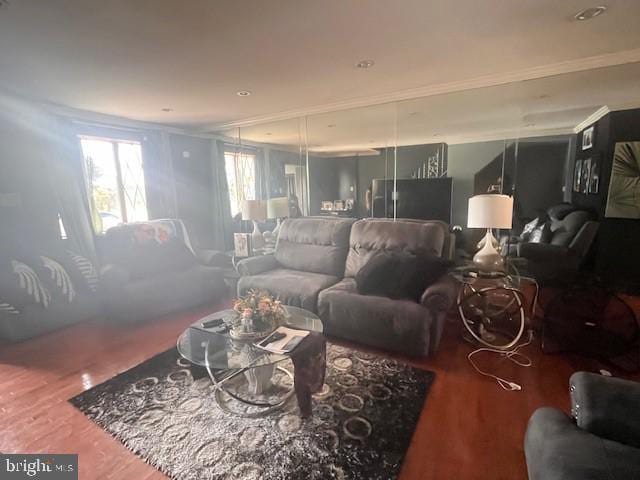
(1, 1, 640, 479)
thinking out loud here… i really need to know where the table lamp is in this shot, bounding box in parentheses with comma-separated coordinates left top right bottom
(467, 194, 513, 272)
(241, 199, 267, 249)
(267, 196, 289, 239)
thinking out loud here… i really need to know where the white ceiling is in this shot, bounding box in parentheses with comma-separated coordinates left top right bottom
(1, 0, 640, 144)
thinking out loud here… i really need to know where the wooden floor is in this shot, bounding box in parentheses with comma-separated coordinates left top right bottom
(1, 296, 639, 480)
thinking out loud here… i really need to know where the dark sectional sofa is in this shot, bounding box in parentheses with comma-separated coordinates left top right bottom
(237, 217, 457, 356)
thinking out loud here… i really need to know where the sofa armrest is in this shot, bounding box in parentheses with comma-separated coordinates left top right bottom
(420, 274, 457, 313)
(236, 254, 279, 276)
(197, 249, 231, 268)
(517, 242, 573, 263)
(570, 371, 640, 449)
(100, 264, 130, 290)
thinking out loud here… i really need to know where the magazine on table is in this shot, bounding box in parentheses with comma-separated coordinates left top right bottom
(255, 326, 310, 354)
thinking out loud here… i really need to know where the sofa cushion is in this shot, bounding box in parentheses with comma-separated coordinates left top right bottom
(345, 219, 447, 278)
(355, 251, 451, 301)
(274, 218, 354, 277)
(125, 239, 197, 280)
(318, 278, 436, 356)
(550, 210, 592, 247)
(237, 268, 339, 312)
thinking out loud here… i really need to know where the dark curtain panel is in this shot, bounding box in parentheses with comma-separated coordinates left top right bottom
(210, 140, 233, 250)
(49, 117, 98, 262)
(143, 131, 177, 219)
(255, 148, 268, 200)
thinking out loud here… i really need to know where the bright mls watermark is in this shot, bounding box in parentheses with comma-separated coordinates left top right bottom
(0, 454, 77, 479)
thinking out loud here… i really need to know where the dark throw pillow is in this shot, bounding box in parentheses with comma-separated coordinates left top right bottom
(33, 255, 77, 304)
(520, 218, 539, 241)
(355, 251, 451, 301)
(0, 258, 51, 309)
(529, 220, 552, 244)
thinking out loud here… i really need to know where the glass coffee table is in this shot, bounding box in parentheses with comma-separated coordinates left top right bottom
(177, 306, 325, 418)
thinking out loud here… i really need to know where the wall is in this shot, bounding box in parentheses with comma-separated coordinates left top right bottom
(0, 99, 61, 246)
(572, 108, 640, 291)
(308, 156, 357, 215)
(169, 134, 215, 248)
(448, 140, 505, 227)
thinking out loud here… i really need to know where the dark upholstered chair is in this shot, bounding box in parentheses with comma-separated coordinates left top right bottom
(318, 219, 457, 356)
(99, 219, 228, 322)
(236, 217, 355, 312)
(525, 372, 640, 480)
(505, 205, 599, 284)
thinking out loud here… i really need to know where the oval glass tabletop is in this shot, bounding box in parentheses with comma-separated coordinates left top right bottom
(177, 305, 323, 370)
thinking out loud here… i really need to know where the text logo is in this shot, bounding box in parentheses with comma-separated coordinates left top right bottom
(0, 454, 77, 480)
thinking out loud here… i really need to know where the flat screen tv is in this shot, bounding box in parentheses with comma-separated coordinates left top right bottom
(371, 177, 452, 223)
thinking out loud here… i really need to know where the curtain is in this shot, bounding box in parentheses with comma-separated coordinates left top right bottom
(210, 140, 234, 250)
(143, 131, 177, 219)
(49, 117, 98, 263)
(255, 148, 268, 200)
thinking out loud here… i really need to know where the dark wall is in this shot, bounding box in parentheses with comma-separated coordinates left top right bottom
(169, 134, 214, 248)
(572, 108, 640, 291)
(308, 156, 357, 215)
(267, 148, 300, 198)
(0, 109, 60, 246)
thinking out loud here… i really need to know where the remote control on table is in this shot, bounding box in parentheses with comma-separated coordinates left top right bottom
(202, 318, 224, 329)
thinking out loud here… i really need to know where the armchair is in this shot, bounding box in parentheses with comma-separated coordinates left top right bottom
(506, 204, 599, 285)
(525, 372, 640, 480)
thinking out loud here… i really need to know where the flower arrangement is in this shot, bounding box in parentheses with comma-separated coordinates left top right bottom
(231, 290, 285, 338)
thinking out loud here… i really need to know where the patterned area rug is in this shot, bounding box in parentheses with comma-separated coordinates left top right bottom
(70, 344, 434, 480)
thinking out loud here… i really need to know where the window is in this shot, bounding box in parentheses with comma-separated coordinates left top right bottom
(80, 136, 148, 233)
(224, 150, 256, 217)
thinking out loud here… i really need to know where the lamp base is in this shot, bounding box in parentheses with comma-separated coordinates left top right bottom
(251, 220, 265, 249)
(473, 229, 505, 272)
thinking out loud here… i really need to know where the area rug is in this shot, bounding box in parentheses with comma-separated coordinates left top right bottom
(70, 343, 434, 480)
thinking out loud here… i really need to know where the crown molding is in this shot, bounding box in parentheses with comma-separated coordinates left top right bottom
(573, 105, 610, 133)
(444, 127, 575, 146)
(201, 48, 640, 132)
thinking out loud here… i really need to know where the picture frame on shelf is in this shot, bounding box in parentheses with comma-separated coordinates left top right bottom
(582, 125, 595, 150)
(588, 155, 601, 194)
(234, 233, 252, 258)
(573, 159, 583, 192)
(581, 158, 591, 194)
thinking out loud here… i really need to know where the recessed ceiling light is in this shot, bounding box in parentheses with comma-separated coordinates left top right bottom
(264, 132, 272, 136)
(161, 107, 174, 112)
(236, 90, 252, 97)
(523, 123, 536, 128)
(574, 6, 607, 21)
(409, 111, 420, 116)
(327, 124, 336, 128)
(355, 59, 375, 69)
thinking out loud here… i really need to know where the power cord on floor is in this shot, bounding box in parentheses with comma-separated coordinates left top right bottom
(467, 330, 534, 391)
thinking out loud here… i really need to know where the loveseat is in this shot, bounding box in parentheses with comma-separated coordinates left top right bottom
(237, 217, 457, 356)
(525, 372, 640, 480)
(99, 219, 228, 322)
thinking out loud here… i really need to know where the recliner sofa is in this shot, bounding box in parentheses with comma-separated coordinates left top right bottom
(237, 217, 457, 356)
(99, 219, 228, 322)
(525, 371, 640, 480)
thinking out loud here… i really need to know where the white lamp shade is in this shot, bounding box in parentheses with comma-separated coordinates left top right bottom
(467, 194, 513, 229)
(267, 197, 289, 218)
(241, 199, 267, 221)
